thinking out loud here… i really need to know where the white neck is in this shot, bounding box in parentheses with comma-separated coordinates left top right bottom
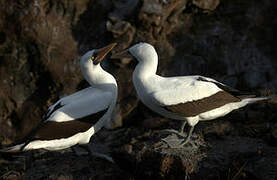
(81, 60, 115, 88)
(80, 59, 118, 130)
(133, 51, 158, 80)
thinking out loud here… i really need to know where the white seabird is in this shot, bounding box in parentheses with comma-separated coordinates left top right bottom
(111, 42, 272, 148)
(1, 43, 118, 157)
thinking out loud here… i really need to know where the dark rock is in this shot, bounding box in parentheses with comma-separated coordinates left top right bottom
(192, 0, 220, 11)
(106, 16, 136, 53)
(108, 0, 140, 20)
(0, 0, 89, 139)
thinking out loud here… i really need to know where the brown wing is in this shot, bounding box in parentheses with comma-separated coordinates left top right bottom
(28, 108, 108, 141)
(164, 91, 241, 117)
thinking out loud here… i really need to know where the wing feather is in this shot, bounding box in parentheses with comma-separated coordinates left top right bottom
(33, 108, 108, 141)
(47, 87, 100, 117)
(150, 76, 222, 106)
(148, 76, 244, 117)
(47, 88, 112, 122)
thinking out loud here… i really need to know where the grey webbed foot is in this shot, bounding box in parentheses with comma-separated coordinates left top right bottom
(161, 125, 194, 148)
(162, 134, 186, 148)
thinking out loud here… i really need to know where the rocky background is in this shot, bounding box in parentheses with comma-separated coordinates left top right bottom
(0, 0, 276, 179)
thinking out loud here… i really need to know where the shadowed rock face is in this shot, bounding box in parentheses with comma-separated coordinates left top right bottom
(0, 0, 276, 179)
(0, 0, 89, 139)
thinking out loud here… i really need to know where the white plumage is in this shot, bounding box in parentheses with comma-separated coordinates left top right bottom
(112, 42, 271, 148)
(1, 43, 118, 152)
(47, 88, 111, 123)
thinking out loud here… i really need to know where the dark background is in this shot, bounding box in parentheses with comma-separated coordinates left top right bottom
(0, 0, 276, 179)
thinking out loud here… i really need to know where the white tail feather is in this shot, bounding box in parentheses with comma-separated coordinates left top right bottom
(242, 96, 273, 105)
(229, 96, 273, 113)
(0, 143, 25, 153)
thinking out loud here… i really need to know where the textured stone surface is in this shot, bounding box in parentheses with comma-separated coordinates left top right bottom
(0, 0, 90, 139)
(192, 0, 220, 10)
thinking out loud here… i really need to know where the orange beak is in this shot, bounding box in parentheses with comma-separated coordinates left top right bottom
(110, 50, 133, 59)
(95, 43, 117, 62)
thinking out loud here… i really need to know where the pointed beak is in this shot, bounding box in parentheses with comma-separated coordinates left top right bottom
(95, 43, 117, 62)
(110, 50, 133, 59)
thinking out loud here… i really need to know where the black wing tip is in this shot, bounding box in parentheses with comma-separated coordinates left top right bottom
(0, 143, 25, 153)
(237, 91, 276, 99)
(45, 102, 63, 120)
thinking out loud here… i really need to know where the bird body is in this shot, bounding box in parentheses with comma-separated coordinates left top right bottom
(1, 43, 117, 152)
(112, 42, 271, 147)
(133, 74, 267, 127)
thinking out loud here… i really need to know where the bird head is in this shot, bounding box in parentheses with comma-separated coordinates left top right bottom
(81, 43, 117, 65)
(111, 42, 157, 64)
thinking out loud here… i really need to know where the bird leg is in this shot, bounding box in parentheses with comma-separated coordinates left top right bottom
(179, 121, 187, 132)
(160, 121, 187, 137)
(71, 145, 88, 156)
(89, 151, 114, 163)
(179, 126, 194, 146)
(72, 144, 114, 163)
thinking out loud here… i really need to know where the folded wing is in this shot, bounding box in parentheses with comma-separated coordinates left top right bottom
(47, 88, 112, 122)
(47, 87, 101, 117)
(150, 76, 243, 117)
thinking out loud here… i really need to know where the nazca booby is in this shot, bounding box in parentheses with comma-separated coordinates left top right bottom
(1, 43, 118, 159)
(111, 42, 272, 148)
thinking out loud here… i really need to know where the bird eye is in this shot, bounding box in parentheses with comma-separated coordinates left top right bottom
(91, 56, 95, 61)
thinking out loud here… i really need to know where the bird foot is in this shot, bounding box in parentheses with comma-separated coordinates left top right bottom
(72, 145, 114, 163)
(160, 129, 186, 137)
(162, 134, 187, 148)
(72, 146, 89, 156)
(160, 127, 193, 148)
(89, 151, 115, 163)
